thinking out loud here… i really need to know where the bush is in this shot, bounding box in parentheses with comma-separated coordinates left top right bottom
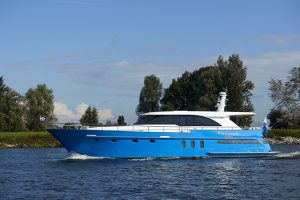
(268, 129, 300, 138)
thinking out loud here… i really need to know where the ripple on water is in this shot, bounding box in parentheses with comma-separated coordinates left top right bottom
(0, 147, 300, 200)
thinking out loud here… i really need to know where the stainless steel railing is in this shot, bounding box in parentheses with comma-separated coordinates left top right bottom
(45, 122, 255, 133)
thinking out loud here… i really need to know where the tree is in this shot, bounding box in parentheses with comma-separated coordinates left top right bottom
(161, 71, 192, 111)
(117, 115, 127, 125)
(105, 120, 117, 126)
(0, 76, 26, 131)
(80, 106, 99, 125)
(268, 109, 289, 129)
(216, 55, 254, 126)
(287, 67, 300, 101)
(268, 67, 300, 128)
(161, 67, 222, 111)
(161, 54, 254, 127)
(136, 74, 162, 115)
(25, 84, 56, 131)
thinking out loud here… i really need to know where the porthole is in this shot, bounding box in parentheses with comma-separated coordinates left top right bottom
(200, 141, 204, 148)
(111, 139, 116, 143)
(150, 140, 155, 143)
(95, 138, 99, 142)
(132, 139, 138, 143)
(191, 140, 195, 148)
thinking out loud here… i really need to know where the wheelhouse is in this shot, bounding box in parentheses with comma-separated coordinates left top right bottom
(135, 115, 221, 126)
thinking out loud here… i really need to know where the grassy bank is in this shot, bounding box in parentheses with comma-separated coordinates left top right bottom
(0, 132, 61, 148)
(268, 129, 300, 138)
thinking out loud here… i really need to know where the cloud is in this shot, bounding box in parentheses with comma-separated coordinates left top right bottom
(54, 102, 114, 123)
(242, 51, 300, 120)
(54, 102, 88, 122)
(244, 51, 300, 90)
(51, 59, 183, 89)
(51, 50, 299, 97)
(98, 109, 114, 122)
(258, 34, 300, 45)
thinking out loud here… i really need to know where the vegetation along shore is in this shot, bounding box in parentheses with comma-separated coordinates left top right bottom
(0, 132, 61, 148)
(0, 129, 299, 148)
(0, 57, 299, 148)
(266, 129, 300, 145)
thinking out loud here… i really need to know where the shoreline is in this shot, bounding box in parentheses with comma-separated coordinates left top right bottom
(0, 142, 62, 148)
(266, 137, 300, 145)
(0, 132, 61, 148)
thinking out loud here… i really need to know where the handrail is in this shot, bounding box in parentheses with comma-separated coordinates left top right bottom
(45, 122, 258, 133)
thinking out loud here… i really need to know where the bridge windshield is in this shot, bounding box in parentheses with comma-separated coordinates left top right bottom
(134, 115, 221, 126)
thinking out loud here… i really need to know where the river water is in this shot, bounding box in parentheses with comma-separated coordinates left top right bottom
(1, 146, 300, 200)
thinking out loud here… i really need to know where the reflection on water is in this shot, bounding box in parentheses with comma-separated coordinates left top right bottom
(0, 146, 300, 200)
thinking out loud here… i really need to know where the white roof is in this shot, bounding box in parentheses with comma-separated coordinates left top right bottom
(142, 111, 255, 118)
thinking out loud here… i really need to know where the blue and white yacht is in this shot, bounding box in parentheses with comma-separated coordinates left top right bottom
(48, 92, 278, 158)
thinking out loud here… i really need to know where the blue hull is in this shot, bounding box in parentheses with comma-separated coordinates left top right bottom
(47, 129, 274, 158)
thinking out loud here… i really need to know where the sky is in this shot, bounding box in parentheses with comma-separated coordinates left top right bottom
(0, 0, 299, 125)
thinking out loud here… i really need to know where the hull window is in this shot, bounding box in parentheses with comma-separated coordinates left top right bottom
(95, 138, 99, 142)
(181, 140, 186, 148)
(191, 141, 195, 148)
(111, 139, 117, 143)
(150, 140, 155, 143)
(200, 141, 204, 148)
(132, 139, 138, 143)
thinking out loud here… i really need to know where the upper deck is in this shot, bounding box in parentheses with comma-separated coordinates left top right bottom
(85, 92, 255, 132)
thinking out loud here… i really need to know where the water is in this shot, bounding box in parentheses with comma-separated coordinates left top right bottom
(1, 146, 300, 200)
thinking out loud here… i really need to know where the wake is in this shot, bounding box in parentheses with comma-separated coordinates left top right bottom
(275, 151, 300, 159)
(63, 152, 300, 161)
(66, 153, 112, 160)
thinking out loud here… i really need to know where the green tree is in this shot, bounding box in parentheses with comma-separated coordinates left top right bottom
(190, 67, 223, 110)
(80, 106, 99, 125)
(0, 76, 26, 131)
(161, 71, 191, 111)
(268, 67, 300, 128)
(268, 109, 289, 129)
(25, 84, 56, 131)
(136, 74, 162, 115)
(216, 55, 254, 126)
(287, 67, 300, 101)
(161, 54, 254, 127)
(117, 115, 127, 125)
(161, 67, 223, 111)
(105, 120, 117, 126)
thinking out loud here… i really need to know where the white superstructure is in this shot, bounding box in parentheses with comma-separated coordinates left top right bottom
(85, 92, 255, 132)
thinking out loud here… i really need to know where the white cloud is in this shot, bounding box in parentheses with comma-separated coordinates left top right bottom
(244, 51, 300, 90)
(54, 102, 114, 123)
(75, 103, 89, 117)
(51, 59, 183, 89)
(98, 109, 114, 122)
(54, 102, 88, 122)
(54, 102, 75, 121)
(242, 51, 300, 122)
(114, 60, 129, 68)
(52, 51, 299, 98)
(258, 34, 300, 45)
